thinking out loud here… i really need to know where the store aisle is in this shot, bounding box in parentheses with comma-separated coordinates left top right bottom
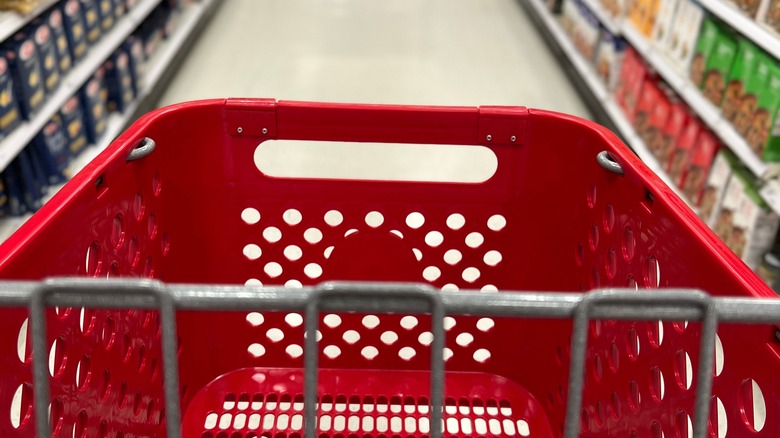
(159, 0, 589, 115)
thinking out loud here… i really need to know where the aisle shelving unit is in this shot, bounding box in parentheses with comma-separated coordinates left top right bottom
(524, 0, 780, 213)
(0, 0, 219, 241)
(0, 0, 162, 172)
(526, 0, 691, 205)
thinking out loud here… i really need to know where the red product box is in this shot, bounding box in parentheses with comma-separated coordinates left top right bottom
(681, 130, 719, 204)
(657, 101, 689, 164)
(645, 86, 672, 155)
(634, 79, 663, 141)
(666, 115, 702, 182)
(615, 48, 648, 122)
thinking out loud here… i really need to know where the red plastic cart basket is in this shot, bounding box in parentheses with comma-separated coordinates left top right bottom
(0, 99, 777, 438)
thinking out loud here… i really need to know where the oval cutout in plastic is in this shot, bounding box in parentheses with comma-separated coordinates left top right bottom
(255, 141, 497, 182)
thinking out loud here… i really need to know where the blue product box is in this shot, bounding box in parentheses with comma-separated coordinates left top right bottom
(4, 34, 45, 119)
(105, 49, 134, 112)
(33, 115, 70, 184)
(0, 56, 22, 137)
(80, 0, 102, 46)
(79, 69, 108, 143)
(13, 151, 41, 212)
(97, 0, 114, 32)
(122, 36, 145, 95)
(27, 146, 50, 199)
(32, 22, 60, 94)
(112, 0, 126, 19)
(62, 0, 88, 63)
(4, 164, 25, 216)
(60, 95, 89, 156)
(44, 8, 73, 74)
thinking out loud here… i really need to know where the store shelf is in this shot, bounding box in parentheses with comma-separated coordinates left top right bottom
(0, 0, 163, 174)
(581, 0, 621, 35)
(527, 0, 691, 206)
(621, 21, 770, 180)
(0, 0, 58, 43)
(699, 0, 780, 60)
(0, 0, 216, 243)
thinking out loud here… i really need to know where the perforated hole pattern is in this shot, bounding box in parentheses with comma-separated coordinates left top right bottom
(201, 393, 532, 438)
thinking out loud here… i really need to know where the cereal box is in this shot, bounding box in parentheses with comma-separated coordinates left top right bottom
(749, 59, 780, 158)
(700, 149, 737, 223)
(680, 129, 719, 204)
(666, 114, 701, 182)
(721, 39, 760, 123)
(656, 100, 689, 164)
(667, 0, 704, 71)
(689, 18, 721, 87)
(700, 30, 737, 106)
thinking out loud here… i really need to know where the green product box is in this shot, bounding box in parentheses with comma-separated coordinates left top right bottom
(689, 18, 721, 87)
(721, 39, 760, 123)
(751, 60, 780, 159)
(700, 31, 737, 106)
(733, 50, 771, 137)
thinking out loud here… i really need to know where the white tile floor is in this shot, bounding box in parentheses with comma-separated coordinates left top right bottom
(160, 0, 588, 113)
(159, 0, 591, 181)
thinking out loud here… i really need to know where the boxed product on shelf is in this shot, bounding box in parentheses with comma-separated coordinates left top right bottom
(112, 0, 126, 18)
(712, 165, 743, 250)
(104, 49, 134, 112)
(42, 8, 73, 75)
(651, 0, 680, 46)
(732, 179, 780, 269)
(62, 0, 88, 63)
(700, 29, 737, 106)
(730, 0, 762, 18)
(680, 129, 719, 203)
(3, 33, 45, 119)
(14, 148, 43, 212)
(600, 0, 627, 17)
(634, 79, 668, 146)
(759, 0, 780, 34)
(632, 0, 662, 37)
(615, 47, 648, 122)
(27, 145, 49, 201)
(138, 10, 165, 59)
(656, 99, 689, 164)
(573, 4, 601, 62)
(665, 0, 704, 71)
(60, 95, 88, 156)
(33, 115, 71, 184)
(689, 18, 722, 87)
(32, 22, 60, 94)
(122, 35, 145, 96)
(561, 0, 579, 34)
(98, 0, 114, 32)
(748, 59, 780, 157)
(0, 56, 21, 138)
(646, 85, 672, 154)
(667, 112, 701, 182)
(3, 163, 25, 216)
(721, 39, 760, 123)
(700, 149, 737, 223)
(734, 50, 771, 136)
(79, 68, 108, 143)
(79, 0, 102, 46)
(595, 27, 625, 90)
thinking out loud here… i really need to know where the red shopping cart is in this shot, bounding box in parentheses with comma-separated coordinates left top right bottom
(0, 99, 776, 438)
